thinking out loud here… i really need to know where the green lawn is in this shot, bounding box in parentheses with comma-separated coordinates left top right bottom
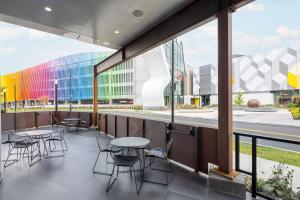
(235, 142, 300, 167)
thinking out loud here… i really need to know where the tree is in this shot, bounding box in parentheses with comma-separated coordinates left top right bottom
(234, 91, 245, 107)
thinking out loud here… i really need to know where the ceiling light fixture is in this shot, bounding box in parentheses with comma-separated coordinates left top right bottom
(132, 10, 144, 17)
(114, 30, 120, 34)
(44, 6, 52, 12)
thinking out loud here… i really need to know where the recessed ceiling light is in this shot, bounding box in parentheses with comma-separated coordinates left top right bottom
(44, 6, 52, 12)
(132, 10, 144, 17)
(114, 30, 120, 34)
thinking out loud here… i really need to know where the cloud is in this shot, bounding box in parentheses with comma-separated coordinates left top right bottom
(234, 34, 281, 47)
(276, 26, 300, 37)
(202, 25, 217, 38)
(0, 27, 21, 40)
(0, 47, 16, 54)
(27, 29, 54, 39)
(244, 2, 265, 12)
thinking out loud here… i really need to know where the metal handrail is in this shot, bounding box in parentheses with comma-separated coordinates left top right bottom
(233, 132, 300, 200)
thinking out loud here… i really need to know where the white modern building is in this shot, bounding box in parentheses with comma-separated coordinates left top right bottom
(193, 47, 300, 106)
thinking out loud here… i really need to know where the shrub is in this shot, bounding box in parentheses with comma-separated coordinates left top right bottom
(288, 97, 300, 119)
(292, 96, 300, 105)
(245, 163, 300, 200)
(234, 91, 245, 106)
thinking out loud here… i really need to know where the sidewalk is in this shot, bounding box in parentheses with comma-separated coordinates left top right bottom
(153, 109, 300, 128)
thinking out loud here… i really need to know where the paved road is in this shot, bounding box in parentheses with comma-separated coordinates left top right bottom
(101, 110, 300, 151)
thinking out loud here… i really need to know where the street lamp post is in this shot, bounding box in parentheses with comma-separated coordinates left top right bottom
(198, 87, 201, 108)
(54, 79, 58, 112)
(3, 89, 7, 113)
(69, 75, 72, 112)
(14, 85, 16, 112)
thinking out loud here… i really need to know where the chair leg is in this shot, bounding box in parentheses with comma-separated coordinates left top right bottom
(63, 139, 68, 151)
(132, 166, 140, 194)
(4, 147, 18, 168)
(93, 151, 101, 172)
(93, 151, 112, 176)
(106, 165, 118, 192)
(143, 157, 172, 186)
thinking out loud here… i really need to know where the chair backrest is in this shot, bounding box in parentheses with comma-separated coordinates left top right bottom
(95, 134, 111, 150)
(166, 138, 174, 155)
(8, 130, 29, 142)
(8, 130, 15, 141)
(52, 126, 67, 139)
(52, 117, 60, 126)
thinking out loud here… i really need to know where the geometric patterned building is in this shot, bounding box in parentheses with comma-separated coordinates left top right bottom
(198, 46, 300, 96)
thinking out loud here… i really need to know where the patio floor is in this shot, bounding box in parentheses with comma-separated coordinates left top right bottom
(0, 128, 246, 200)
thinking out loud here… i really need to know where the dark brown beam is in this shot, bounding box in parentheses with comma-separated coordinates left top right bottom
(95, 0, 252, 75)
(217, 8, 233, 174)
(92, 67, 98, 127)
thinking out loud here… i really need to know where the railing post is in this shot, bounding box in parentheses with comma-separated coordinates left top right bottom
(93, 66, 98, 127)
(251, 137, 257, 198)
(235, 134, 240, 171)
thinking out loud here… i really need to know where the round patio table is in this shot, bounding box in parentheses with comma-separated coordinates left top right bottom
(16, 129, 53, 156)
(16, 130, 52, 138)
(110, 137, 150, 148)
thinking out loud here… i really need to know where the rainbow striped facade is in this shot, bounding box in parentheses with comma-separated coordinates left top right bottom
(0, 52, 111, 102)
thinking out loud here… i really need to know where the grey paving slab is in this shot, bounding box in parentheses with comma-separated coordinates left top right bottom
(0, 129, 247, 200)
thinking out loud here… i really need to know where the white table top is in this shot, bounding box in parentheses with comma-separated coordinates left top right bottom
(64, 118, 80, 121)
(111, 137, 150, 148)
(16, 130, 52, 137)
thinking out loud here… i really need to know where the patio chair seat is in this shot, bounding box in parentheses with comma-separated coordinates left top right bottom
(146, 148, 167, 159)
(113, 155, 139, 167)
(15, 141, 38, 148)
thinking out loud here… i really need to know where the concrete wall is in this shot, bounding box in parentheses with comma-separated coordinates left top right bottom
(210, 92, 275, 105)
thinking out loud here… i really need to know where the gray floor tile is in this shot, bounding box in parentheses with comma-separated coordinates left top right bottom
(0, 129, 244, 200)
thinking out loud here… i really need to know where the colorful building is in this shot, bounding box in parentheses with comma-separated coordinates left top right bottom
(0, 39, 186, 109)
(0, 52, 111, 104)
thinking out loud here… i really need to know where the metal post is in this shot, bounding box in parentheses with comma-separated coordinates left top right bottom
(93, 66, 98, 127)
(69, 75, 72, 112)
(4, 90, 7, 113)
(55, 79, 58, 112)
(171, 39, 175, 123)
(251, 137, 257, 198)
(235, 134, 240, 171)
(198, 88, 201, 108)
(14, 85, 16, 112)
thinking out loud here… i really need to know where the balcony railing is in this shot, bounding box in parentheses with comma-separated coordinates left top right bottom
(234, 132, 300, 200)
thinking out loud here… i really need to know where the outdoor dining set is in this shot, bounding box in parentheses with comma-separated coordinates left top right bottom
(1, 117, 174, 194)
(93, 134, 174, 194)
(1, 117, 87, 167)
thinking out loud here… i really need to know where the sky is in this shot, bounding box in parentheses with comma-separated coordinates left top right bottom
(0, 23, 111, 75)
(1, 0, 300, 74)
(179, 0, 300, 67)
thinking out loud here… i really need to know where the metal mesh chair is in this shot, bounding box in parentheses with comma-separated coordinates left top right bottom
(44, 126, 68, 158)
(93, 134, 119, 175)
(3, 130, 41, 167)
(144, 138, 174, 185)
(106, 147, 140, 194)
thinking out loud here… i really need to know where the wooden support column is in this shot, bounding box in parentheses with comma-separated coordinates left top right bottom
(217, 8, 233, 174)
(93, 66, 98, 127)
